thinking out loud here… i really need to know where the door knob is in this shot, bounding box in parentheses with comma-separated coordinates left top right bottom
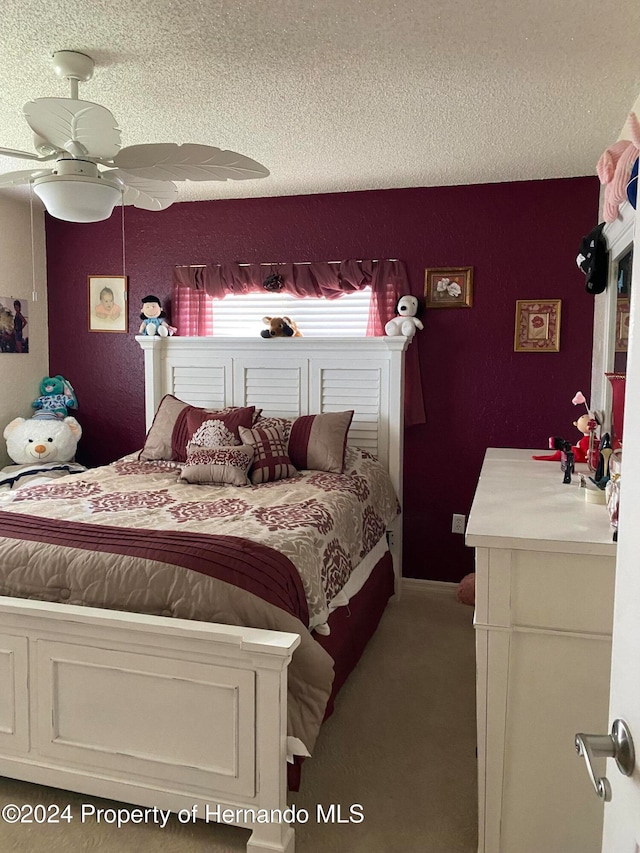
(575, 718, 635, 802)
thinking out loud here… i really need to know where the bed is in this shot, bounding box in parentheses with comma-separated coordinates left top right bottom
(0, 335, 408, 853)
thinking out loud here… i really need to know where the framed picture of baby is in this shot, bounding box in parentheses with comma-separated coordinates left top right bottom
(88, 275, 128, 333)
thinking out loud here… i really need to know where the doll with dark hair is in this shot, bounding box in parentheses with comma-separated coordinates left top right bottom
(139, 295, 176, 336)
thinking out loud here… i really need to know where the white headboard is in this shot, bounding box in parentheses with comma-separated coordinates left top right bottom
(137, 335, 410, 580)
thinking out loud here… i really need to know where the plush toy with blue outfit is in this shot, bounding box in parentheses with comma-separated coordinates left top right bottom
(32, 375, 77, 418)
(139, 295, 176, 336)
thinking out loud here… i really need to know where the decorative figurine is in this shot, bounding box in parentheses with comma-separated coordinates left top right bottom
(560, 441, 575, 485)
(532, 390, 600, 472)
(572, 412, 600, 469)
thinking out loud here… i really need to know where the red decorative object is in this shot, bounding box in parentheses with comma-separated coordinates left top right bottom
(606, 372, 626, 448)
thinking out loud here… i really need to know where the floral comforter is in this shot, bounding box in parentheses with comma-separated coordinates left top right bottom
(0, 446, 398, 752)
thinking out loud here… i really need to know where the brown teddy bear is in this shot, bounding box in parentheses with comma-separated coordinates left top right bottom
(260, 316, 302, 338)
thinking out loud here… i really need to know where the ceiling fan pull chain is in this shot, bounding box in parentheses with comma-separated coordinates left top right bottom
(29, 183, 37, 303)
(121, 194, 127, 283)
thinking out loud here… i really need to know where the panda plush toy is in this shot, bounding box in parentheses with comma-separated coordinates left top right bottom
(385, 295, 424, 338)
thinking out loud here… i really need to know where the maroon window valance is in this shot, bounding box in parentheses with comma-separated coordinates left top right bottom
(173, 259, 408, 336)
(172, 259, 425, 426)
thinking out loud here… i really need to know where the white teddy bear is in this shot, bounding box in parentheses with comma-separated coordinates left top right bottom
(385, 295, 424, 338)
(3, 416, 82, 465)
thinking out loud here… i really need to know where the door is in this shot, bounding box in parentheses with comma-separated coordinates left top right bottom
(599, 205, 640, 851)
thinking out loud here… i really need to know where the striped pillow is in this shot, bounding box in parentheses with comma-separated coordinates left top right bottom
(288, 411, 353, 473)
(238, 425, 297, 485)
(254, 410, 354, 473)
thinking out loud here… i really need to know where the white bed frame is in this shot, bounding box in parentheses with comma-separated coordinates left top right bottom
(0, 335, 409, 852)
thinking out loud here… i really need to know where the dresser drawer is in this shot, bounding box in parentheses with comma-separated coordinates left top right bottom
(476, 547, 615, 636)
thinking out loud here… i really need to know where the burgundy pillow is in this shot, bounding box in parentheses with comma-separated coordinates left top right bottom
(171, 405, 255, 462)
(238, 425, 297, 485)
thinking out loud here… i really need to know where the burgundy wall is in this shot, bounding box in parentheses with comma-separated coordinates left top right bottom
(46, 177, 599, 582)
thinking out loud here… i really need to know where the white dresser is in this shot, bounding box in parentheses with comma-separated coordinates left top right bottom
(466, 448, 617, 853)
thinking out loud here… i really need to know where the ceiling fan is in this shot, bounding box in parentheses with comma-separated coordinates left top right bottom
(0, 50, 270, 223)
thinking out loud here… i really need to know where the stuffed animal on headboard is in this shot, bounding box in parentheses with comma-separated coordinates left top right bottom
(385, 295, 424, 338)
(139, 295, 177, 337)
(260, 316, 302, 338)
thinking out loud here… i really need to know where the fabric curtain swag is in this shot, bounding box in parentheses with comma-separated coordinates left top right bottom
(172, 259, 425, 426)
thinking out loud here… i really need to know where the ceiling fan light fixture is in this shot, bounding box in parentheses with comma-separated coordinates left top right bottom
(33, 173, 121, 223)
(0, 51, 270, 216)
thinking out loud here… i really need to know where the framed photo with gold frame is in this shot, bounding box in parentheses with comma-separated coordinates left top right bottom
(88, 275, 128, 333)
(424, 266, 473, 308)
(514, 299, 561, 352)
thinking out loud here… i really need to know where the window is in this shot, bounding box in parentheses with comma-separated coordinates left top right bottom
(209, 289, 371, 337)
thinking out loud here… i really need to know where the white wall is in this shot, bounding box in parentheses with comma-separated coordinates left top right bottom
(0, 195, 48, 468)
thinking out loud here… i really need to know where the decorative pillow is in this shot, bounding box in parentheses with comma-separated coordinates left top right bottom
(288, 411, 353, 473)
(139, 394, 188, 462)
(252, 415, 293, 441)
(189, 419, 239, 449)
(138, 395, 256, 463)
(176, 407, 255, 461)
(179, 444, 254, 486)
(253, 410, 354, 473)
(238, 425, 297, 485)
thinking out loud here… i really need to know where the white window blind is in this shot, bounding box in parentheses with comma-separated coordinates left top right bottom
(210, 289, 371, 337)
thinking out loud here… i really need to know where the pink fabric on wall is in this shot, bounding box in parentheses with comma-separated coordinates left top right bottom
(172, 259, 426, 425)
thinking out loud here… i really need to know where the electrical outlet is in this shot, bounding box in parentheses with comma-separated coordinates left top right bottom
(452, 514, 466, 534)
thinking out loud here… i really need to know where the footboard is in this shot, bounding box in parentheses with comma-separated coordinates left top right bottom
(0, 597, 299, 852)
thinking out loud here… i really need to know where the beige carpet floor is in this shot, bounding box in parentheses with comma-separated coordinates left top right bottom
(0, 587, 477, 852)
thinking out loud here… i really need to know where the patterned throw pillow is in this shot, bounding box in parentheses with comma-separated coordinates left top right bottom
(253, 410, 354, 473)
(252, 416, 293, 442)
(171, 405, 255, 462)
(238, 425, 297, 485)
(179, 445, 254, 486)
(189, 419, 239, 449)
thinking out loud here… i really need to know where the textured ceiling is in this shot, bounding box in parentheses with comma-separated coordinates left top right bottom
(1, 0, 639, 206)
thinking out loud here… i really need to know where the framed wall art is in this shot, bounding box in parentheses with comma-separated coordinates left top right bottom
(615, 298, 630, 352)
(424, 266, 473, 309)
(88, 275, 128, 333)
(514, 299, 561, 352)
(0, 296, 29, 354)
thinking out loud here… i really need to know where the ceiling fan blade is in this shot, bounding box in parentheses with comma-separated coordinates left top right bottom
(108, 170, 178, 211)
(23, 98, 122, 160)
(113, 143, 270, 182)
(0, 145, 42, 161)
(0, 168, 51, 187)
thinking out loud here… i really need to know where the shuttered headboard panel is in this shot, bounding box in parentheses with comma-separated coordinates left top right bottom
(137, 335, 410, 581)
